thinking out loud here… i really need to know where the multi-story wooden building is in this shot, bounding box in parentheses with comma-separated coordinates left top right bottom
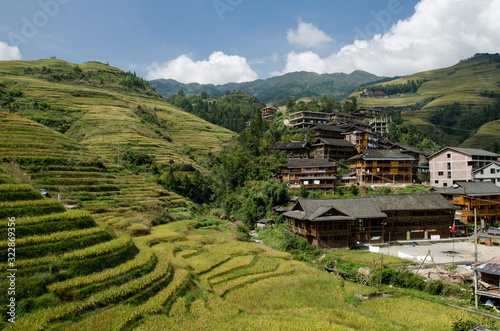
(330, 111, 357, 122)
(342, 127, 378, 152)
(268, 141, 310, 159)
(283, 193, 456, 248)
(312, 138, 356, 161)
(281, 158, 336, 189)
(473, 162, 500, 186)
(289, 111, 331, 128)
(348, 150, 415, 185)
(309, 124, 345, 139)
(440, 181, 500, 226)
(262, 105, 279, 118)
(429, 147, 499, 188)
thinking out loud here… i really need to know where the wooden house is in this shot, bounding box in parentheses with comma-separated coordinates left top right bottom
(289, 111, 331, 128)
(342, 126, 378, 152)
(283, 193, 456, 248)
(439, 181, 500, 226)
(268, 141, 310, 159)
(281, 158, 337, 189)
(262, 105, 279, 118)
(477, 257, 500, 300)
(312, 138, 356, 161)
(309, 124, 345, 139)
(348, 149, 415, 185)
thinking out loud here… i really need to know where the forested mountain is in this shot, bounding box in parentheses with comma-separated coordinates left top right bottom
(167, 90, 264, 133)
(151, 70, 386, 105)
(354, 53, 500, 151)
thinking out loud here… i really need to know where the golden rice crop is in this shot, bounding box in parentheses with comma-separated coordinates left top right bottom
(0, 198, 60, 209)
(113, 268, 189, 330)
(203, 255, 254, 282)
(10, 245, 172, 330)
(213, 260, 294, 297)
(0, 184, 32, 192)
(61, 235, 131, 260)
(0, 210, 90, 227)
(48, 243, 153, 296)
(185, 252, 231, 275)
(0, 226, 103, 249)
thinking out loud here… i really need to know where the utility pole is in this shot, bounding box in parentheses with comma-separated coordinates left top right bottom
(474, 207, 479, 309)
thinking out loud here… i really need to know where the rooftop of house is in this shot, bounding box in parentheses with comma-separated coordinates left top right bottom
(430, 147, 499, 159)
(310, 124, 345, 133)
(472, 161, 500, 174)
(268, 141, 310, 150)
(283, 193, 455, 222)
(439, 181, 500, 196)
(282, 158, 336, 169)
(312, 138, 355, 148)
(347, 149, 415, 161)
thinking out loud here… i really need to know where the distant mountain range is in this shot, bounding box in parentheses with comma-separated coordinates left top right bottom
(150, 70, 388, 105)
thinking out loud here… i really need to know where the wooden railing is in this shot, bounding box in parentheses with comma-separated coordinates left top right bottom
(288, 225, 308, 236)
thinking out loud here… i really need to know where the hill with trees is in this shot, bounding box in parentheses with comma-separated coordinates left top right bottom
(151, 70, 386, 105)
(354, 53, 500, 151)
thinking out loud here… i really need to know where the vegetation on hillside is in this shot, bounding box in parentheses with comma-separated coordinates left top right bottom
(168, 90, 264, 133)
(152, 70, 385, 105)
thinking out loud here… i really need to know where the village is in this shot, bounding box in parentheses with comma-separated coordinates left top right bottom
(260, 106, 500, 305)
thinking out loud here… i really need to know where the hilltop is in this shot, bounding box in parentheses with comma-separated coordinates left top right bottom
(151, 70, 385, 105)
(354, 53, 500, 149)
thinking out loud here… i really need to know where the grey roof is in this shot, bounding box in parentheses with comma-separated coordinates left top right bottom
(371, 193, 456, 211)
(284, 193, 456, 222)
(284, 198, 387, 222)
(440, 181, 500, 196)
(391, 144, 432, 156)
(269, 141, 310, 150)
(282, 158, 336, 168)
(479, 263, 500, 276)
(348, 149, 415, 161)
(472, 161, 500, 174)
(310, 124, 345, 133)
(312, 138, 355, 148)
(430, 147, 499, 159)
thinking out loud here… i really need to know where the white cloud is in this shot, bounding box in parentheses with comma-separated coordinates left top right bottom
(146, 51, 258, 85)
(0, 41, 21, 60)
(287, 20, 333, 48)
(278, 0, 500, 77)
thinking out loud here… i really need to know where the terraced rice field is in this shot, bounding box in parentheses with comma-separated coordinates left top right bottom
(0, 172, 493, 330)
(0, 111, 185, 232)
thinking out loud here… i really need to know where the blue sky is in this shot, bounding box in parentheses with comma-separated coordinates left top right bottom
(1, 0, 499, 84)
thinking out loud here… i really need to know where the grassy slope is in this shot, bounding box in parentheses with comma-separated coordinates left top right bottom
(0, 169, 493, 329)
(0, 59, 234, 167)
(355, 55, 500, 147)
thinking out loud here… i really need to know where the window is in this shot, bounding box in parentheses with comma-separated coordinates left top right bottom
(438, 171, 444, 176)
(447, 153, 451, 158)
(443, 183, 448, 187)
(447, 171, 452, 179)
(491, 168, 496, 174)
(435, 180, 439, 184)
(447, 163, 451, 170)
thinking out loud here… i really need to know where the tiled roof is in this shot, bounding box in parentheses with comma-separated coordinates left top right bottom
(283, 193, 455, 221)
(347, 149, 415, 161)
(282, 158, 336, 168)
(430, 147, 499, 159)
(371, 193, 456, 211)
(268, 141, 310, 150)
(440, 181, 500, 196)
(310, 124, 345, 133)
(312, 138, 355, 148)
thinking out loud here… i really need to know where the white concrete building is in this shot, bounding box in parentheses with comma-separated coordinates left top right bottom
(429, 147, 499, 188)
(472, 161, 500, 186)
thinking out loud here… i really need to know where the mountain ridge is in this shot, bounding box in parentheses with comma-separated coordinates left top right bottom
(151, 70, 387, 105)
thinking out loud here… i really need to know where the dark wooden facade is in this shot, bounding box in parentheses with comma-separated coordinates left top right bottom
(284, 193, 456, 249)
(312, 138, 356, 161)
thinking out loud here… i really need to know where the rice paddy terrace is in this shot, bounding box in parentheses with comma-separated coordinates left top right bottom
(0, 170, 492, 330)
